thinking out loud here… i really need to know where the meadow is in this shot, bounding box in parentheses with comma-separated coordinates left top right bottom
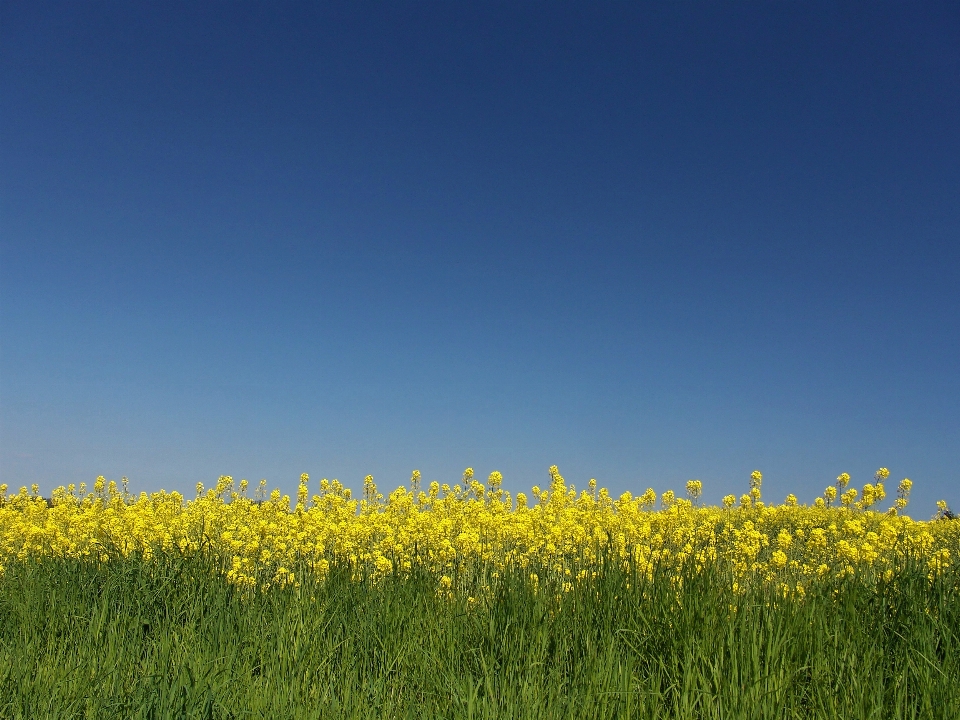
(1, 468, 958, 719)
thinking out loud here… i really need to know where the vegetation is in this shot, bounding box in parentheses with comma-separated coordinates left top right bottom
(1, 468, 958, 718)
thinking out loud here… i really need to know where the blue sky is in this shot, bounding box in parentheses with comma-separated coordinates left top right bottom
(2, 2, 958, 513)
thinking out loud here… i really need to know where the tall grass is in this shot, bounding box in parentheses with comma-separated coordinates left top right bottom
(1, 552, 958, 719)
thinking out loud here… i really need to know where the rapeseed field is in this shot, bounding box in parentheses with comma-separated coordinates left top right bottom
(2, 467, 958, 719)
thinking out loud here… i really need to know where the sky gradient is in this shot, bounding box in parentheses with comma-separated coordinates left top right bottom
(2, 2, 959, 513)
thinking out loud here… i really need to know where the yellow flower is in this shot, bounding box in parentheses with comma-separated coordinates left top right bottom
(841, 488, 858, 507)
(0, 465, 952, 600)
(776, 530, 792, 549)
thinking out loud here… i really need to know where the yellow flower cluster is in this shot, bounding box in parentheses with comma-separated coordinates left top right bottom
(1, 467, 957, 595)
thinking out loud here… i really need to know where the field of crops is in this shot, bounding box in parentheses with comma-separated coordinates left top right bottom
(2, 468, 959, 719)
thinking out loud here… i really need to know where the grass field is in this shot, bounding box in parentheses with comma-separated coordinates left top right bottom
(1, 469, 958, 718)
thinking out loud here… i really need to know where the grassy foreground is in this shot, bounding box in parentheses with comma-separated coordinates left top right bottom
(2, 468, 959, 718)
(2, 553, 959, 720)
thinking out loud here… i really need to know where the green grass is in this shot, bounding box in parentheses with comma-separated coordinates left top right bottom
(1, 554, 958, 719)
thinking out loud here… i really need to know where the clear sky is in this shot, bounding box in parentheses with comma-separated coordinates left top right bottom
(2, 2, 958, 513)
